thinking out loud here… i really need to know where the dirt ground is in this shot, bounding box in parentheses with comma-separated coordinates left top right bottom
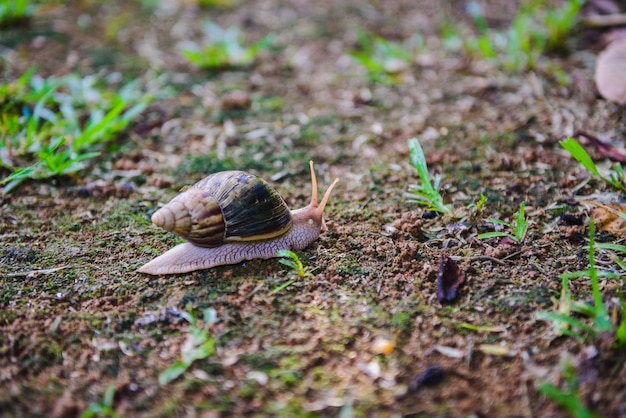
(1, 0, 626, 416)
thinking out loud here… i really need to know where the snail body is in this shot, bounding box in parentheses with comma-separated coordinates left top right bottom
(139, 161, 338, 275)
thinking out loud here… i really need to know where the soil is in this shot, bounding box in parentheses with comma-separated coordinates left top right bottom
(1, 0, 626, 417)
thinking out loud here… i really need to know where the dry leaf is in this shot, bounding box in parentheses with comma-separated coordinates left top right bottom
(437, 255, 466, 303)
(589, 202, 626, 236)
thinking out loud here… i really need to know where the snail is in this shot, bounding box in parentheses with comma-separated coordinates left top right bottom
(138, 161, 339, 275)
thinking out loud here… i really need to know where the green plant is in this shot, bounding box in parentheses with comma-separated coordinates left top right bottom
(159, 308, 217, 385)
(596, 242, 626, 271)
(537, 220, 619, 341)
(539, 360, 598, 418)
(81, 385, 120, 418)
(181, 22, 274, 69)
(478, 202, 528, 242)
(560, 137, 626, 193)
(468, 193, 487, 217)
(0, 0, 34, 27)
(464, 0, 584, 72)
(0, 69, 160, 192)
(405, 138, 452, 213)
(273, 250, 317, 293)
(349, 30, 418, 84)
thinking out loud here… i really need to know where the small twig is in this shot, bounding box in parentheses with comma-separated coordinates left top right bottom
(471, 255, 507, 266)
(7, 265, 69, 277)
(580, 13, 626, 28)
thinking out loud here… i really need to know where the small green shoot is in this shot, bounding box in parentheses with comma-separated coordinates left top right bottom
(537, 220, 619, 341)
(349, 30, 417, 84)
(462, 0, 584, 74)
(469, 193, 487, 217)
(405, 138, 452, 213)
(181, 22, 274, 69)
(478, 202, 528, 242)
(277, 250, 316, 279)
(273, 250, 317, 294)
(81, 385, 119, 418)
(539, 360, 598, 418)
(159, 308, 217, 385)
(560, 137, 626, 193)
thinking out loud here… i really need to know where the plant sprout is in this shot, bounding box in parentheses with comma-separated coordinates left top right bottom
(478, 202, 528, 242)
(405, 138, 452, 213)
(159, 308, 217, 385)
(560, 137, 626, 193)
(181, 22, 274, 69)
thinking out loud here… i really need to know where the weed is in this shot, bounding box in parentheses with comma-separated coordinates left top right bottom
(181, 22, 274, 69)
(0, 69, 161, 192)
(478, 202, 528, 243)
(349, 30, 418, 84)
(81, 385, 119, 418)
(463, 0, 584, 73)
(468, 193, 487, 217)
(277, 250, 316, 279)
(538, 360, 598, 418)
(0, 0, 34, 27)
(560, 137, 626, 194)
(273, 250, 317, 293)
(537, 220, 621, 341)
(405, 138, 452, 213)
(159, 308, 217, 385)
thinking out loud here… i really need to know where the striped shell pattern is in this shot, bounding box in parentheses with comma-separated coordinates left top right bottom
(151, 171, 293, 247)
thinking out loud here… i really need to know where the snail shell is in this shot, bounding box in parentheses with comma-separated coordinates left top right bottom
(151, 171, 292, 247)
(139, 161, 339, 275)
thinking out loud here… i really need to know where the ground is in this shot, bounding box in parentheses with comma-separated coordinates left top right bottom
(1, 0, 626, 417)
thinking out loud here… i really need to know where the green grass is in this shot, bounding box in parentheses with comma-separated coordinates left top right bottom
(478, 202, 528, 243)
(81, 385, 119, 418)
(159, 308, 217, 385)
(560, 137, 626, 194)
(460, 0, 584, 74)
(349, 30, 418, 84)
(537, 220, 622, 342)
(181, 22, 274, 69)
(539, 360, 598, 418)
(405, 137, 452, 213)
(0, 69, 160, 192)
(272, 250, 318, 294)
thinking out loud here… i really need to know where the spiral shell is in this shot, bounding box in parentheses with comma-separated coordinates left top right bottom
(151, 171, 293, 247)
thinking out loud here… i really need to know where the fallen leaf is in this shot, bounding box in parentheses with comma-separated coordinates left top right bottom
(437, 255, 466, 303)
(595, 38, 626, 105)
(588, 202, 626, 236)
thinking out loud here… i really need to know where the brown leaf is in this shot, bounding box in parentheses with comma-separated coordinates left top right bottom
(588, 202, 626, 236)
(595, 38, 626, 105)
(437, 255, 466, 304)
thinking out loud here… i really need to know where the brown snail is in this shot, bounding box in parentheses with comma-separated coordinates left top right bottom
(139, 161, 339, 275)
